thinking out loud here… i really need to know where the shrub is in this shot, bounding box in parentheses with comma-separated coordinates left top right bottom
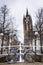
(0, 56, 6, 62)
(32, 55, 41, 62)
(24, 53, 41, 62)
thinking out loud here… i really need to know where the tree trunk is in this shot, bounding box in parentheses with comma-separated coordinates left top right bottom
(7, 33, 9, 54)
(40, 33, 42, 53)
(1, 35, 4, 54)
(35, 38, 36, 56)
(40, 27, 42, 53)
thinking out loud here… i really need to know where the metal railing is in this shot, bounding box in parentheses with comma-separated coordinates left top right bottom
(0, 45, 43, 56)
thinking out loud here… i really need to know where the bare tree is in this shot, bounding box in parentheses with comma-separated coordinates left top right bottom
(0, 5, 13, 54)
(35, 8, 43, 53)
(0, 5, 18, 54)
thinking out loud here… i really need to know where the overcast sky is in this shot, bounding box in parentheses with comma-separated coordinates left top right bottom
(0, 0, 43, 43)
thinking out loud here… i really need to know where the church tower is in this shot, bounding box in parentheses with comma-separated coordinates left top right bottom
(23, 9, 33, 45)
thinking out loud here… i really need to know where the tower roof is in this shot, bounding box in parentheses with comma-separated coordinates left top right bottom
(26, 9, 29, 17)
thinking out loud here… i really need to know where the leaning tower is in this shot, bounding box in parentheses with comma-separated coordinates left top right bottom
(23, 9, 33, 46)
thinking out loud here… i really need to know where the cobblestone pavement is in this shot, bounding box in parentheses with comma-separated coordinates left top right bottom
(0, 62, 43, 65)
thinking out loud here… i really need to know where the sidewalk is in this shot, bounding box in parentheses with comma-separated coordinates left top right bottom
(0, 62, 43, 65)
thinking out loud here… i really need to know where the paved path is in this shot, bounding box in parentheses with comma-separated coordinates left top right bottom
(0, 62, 43, 65)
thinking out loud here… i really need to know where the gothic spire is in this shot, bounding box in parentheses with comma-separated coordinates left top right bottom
(26, 9, 29, 17)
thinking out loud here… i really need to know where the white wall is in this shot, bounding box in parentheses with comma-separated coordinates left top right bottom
(32, 39, 41, 53)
